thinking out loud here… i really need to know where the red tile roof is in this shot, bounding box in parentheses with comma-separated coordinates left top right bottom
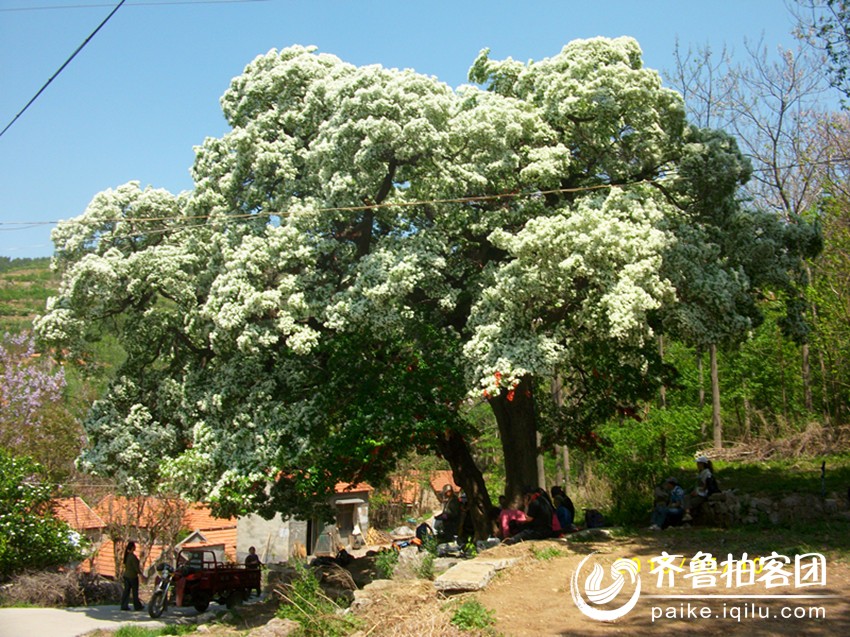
(334, 482, 373, 494)
(51, 497, 105, 530)
(182, 503, 237, 531)
(428, 470, 459, 496)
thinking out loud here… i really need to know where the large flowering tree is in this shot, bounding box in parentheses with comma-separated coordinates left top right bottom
(36, 38, 814, 536)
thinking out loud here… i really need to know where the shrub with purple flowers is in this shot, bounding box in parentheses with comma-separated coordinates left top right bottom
(0, 332, 81, 479)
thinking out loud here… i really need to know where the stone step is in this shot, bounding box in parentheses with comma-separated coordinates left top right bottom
(433, 557, 518, 592)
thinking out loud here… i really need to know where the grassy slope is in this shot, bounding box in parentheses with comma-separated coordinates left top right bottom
(0, 257, 55, 334)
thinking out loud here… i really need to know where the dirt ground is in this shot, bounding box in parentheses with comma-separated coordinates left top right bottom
(80, 529, 850, 637)
(476, 533, 850, 637)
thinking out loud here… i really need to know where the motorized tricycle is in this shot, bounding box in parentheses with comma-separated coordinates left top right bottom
(147, 548, 260, 618)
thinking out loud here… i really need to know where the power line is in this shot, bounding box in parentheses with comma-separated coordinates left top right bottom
(0, 180, 654, 231)
(0, 1, 126, 140)
(0, 0, 267, 11)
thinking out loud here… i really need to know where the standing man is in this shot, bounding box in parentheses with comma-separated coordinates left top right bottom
(244, 546, 262, 597)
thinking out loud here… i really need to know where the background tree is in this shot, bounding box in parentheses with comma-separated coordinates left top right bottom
(794, 0, 850, 103)
(667, 41, 831, 437)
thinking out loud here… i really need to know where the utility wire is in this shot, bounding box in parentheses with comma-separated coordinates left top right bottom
(0, 0, 126, 140)
(0, 0, 267, 11)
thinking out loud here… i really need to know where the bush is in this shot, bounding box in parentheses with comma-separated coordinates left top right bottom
(374, 550, 399, 579)
(275, 560, 360, 637)
(415, 552, 435, 580)
(0, 450, 86, 581)
(0, 570, 120, 607)
(450, 599, 496, 631)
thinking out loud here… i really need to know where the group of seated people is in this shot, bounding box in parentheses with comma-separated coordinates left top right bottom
(497, 485, 579, 544)
(433, 482, 579, 545)
(649, 456, 720, 530)
(431, 457, 719, 544)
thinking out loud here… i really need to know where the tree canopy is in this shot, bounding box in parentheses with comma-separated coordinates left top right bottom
(36, 38, 816, 526)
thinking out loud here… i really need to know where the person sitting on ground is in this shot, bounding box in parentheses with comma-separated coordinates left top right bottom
(504, 485, 556, 545)
(495, 494, 528, 540)
(649, 477, 685, 530)
(551, 485, 577, 532)
(434, 484, 461, 541)
(684, 456, 719, 522)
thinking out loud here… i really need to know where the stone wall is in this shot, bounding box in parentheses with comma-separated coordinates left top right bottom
(699, 490, 849, 527)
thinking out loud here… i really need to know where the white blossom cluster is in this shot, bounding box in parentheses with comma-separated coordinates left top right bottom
(37, 38, 762, 507)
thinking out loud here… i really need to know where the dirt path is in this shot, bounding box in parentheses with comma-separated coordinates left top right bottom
(477, 534, 850, 636)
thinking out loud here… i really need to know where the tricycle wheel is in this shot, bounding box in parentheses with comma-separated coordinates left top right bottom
(225, 589, 244, 609)
(193, 593, 210, 612)
(148, 590, 167, 618)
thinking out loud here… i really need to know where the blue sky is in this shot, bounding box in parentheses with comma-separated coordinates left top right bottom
(0, 0, 800, 258)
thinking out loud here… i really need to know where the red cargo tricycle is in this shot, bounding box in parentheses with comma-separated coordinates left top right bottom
(148, 548, 261, 618)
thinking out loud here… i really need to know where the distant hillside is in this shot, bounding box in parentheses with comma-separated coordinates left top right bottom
(0, 257, 56, 334)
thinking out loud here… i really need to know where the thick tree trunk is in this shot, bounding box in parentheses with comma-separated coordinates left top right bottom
(710, 343, 723, 449)
(434, 429, 492, 541)
(488, 375, 540, 506)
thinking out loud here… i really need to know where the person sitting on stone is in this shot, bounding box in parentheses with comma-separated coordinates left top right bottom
(649, 477, 685, 530)
(434, 484, 461, 541)
(684, 456, 719, 522)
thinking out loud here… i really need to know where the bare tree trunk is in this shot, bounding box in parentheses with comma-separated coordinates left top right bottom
(819, 347, 831, 425)
(551, 377, 570, 492)
(743, 387, 752, 441)
(488, 375, 540, 506)
(536, 431, 547, 490)
(778, 326, 788, 423)
(802, 343, 813, 411)
(710, 343, 723, 449)
(697, 348, 707, 439)
(658, 335, 667, 407)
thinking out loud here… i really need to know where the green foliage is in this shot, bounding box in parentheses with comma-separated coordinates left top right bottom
(416, 551, 435, 580)
(597, 406, 703, 525)
(374, 549, 399, 579)
(276, 560, 360, 637)
(450, 599, 496, 631)
(0, 449, 86, 580)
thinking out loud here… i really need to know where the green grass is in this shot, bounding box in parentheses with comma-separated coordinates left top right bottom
(0, 259, 57, 334)
(530, 546, 565, 561)
(669, 454, 850, 498)
(113, 625, 196, 637)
